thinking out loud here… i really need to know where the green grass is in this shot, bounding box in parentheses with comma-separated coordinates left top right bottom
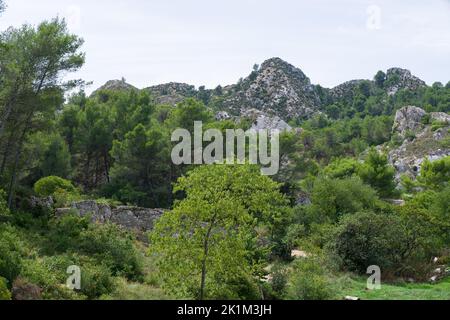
(334, 275, 450, 300)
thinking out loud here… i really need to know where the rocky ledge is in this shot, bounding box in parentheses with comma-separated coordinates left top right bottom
(56, 200, 164, 238)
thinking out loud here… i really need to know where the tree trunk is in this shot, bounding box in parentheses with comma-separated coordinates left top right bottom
(199, 216, 216, 300)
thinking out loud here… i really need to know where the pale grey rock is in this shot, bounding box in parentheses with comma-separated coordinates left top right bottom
(222, 58, 321, 121)
(430, 112, 450, 124)
(385, 68, 426, 96)
(58, 201, 164, 236)
(29, 196, 54, 210)
(251, 114, 293, 132)
(215, 111, 231, 121)
(393, 106, 427, 137)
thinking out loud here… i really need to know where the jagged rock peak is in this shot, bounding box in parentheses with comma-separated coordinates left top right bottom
(385, 68, 426, 95)
(94, 78, 137, 93)
(221, 57, 321, 121)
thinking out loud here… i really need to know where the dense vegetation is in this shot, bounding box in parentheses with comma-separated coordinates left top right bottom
(0, 7, 449, 300)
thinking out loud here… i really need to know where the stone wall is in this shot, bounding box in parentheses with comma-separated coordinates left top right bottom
(56, 200, 164, 235)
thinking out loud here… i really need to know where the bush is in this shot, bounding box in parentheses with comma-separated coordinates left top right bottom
(286, 258, 334, 300)
(307, 177, 378, 224)
(45, 213, 90, 254)
(33, 176, 76, 197)
(328, 211, 415, 275)
(0, 277, 11, 300)
(0, 225, 25, 284)
(79, 262, 116, 299)
(20, 254, 115, 300)
(77, 223, 143, 281)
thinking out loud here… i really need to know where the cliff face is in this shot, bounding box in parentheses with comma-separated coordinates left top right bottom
(388, 106, 450, 182)
(218, 58, 322, 120)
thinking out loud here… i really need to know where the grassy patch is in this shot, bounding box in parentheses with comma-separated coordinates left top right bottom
(333, 275, 450, 300)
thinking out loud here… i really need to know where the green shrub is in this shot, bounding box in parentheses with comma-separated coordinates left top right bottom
(77, 223, 143, 281)
(79, 262, 116, 299)
(0, 225, 25, 284)
(0, 277, 11, 300)
(33, 176, 76, 197)
(307, 177, 378, 224)
(328, 211, 415, 275)
(20, 254, 115, 300)
(286, 258, 334, 300)
(45, 213, 90, 254)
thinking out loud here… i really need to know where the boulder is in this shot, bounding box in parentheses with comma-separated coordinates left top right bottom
(393, 106, 427, 137)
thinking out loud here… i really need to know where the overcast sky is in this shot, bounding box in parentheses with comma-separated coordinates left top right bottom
(1, 0, 449, 93)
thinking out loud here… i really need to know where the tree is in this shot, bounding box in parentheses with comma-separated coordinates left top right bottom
(329, 211, 415, 274)
(418, 157, 450, 190)
(374, 70, 386, 88)
(307, 176, 378, 224)
(357, 148, 396, 197)
(150, 164, 291, 299)
(0, 18, 84, 207)
(110, 121, 171, 207)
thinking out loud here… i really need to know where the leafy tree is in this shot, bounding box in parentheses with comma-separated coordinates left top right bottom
(306, 176, 378, 224)
(329, 211, 414, 274)
(0, 18, 84, 207)
(110, 122, 171, 207)
(150, 164, 290, 299)
(374, 71, 386, 88)
(418, 157, 450, 190)
(357, 148, 396, 197)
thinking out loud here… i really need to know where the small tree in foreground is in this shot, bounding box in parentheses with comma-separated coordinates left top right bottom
(150, 164, 290, 300)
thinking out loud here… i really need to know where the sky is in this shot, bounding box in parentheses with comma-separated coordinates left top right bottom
(1, 0, 449, 94)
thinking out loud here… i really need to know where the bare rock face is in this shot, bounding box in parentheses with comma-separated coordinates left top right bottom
(110, 206, 165, 233)
(250, 114, 293, 132)
(430, 112, 450, 124)
(385, 68, 426, 96)
(91, 79, 137, 96)
(57, 201, 164, 236)
(29, 196, 54, 210)
(222, 58, 321, 121)
(393, 106, 427, 138)
(389, 106, 450, 182)
(215, 111, 232, 121)
(71, 200, 112, 223)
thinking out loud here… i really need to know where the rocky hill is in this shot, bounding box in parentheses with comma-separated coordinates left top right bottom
(145, 82, 197, 105)
(388, 106, 450, 182)
(216, 58, 322, 120)
(92, 58, 430, 123)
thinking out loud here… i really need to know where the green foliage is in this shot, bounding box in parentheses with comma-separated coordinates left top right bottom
(150, 164, 291, 299)
(307, 176, 378, 224)
(286, 258, 334, 300)
(329, 211, 431, 276)
(33, 176, 76, 197)
(46, 214, 143, 281)
(0, 224, 26, 284)
(357, 148, 396, 197)
(109, 121, 171, 207)
(77, 223, 143, 281)
(418, 157, 450, 190)
(323, 157, 360, 179)
(0, 276, 11, 300)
